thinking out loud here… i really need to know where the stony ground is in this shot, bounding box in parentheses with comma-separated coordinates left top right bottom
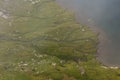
(0, 0, 119, 80)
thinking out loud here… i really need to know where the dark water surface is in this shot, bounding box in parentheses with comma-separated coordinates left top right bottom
(56, 0, 120, 67)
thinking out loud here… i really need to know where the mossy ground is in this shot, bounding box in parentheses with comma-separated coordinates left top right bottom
(0, 0, 119, 80)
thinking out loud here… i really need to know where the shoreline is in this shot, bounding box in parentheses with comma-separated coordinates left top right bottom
(0, 0, 120, 79)
(56, 0, 120, 68)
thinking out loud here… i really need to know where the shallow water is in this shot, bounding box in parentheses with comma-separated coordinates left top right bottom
(56, 0, 120, 67)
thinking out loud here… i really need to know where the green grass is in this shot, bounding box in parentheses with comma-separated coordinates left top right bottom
(0, 0, 119, 80)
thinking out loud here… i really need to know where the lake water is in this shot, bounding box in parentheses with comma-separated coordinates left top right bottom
(56, 0, 120, 67)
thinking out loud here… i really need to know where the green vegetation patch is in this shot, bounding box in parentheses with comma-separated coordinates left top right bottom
(0, 0, 119, 80)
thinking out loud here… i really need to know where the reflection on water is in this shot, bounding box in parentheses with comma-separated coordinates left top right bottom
(56, 0, 120, 66)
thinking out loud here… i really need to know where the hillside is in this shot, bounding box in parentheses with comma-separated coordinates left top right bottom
(0, 0, 119, 80)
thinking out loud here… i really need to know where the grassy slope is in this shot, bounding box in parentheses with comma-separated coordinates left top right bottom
(0, 0, 119, 80)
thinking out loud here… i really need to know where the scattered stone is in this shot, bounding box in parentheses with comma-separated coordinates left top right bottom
(31, 1, 35, 4)
(101, 66, 108, 69)
(0, 12, 3, 16)
(38, 54, 43, 58)
(23, 63, 28, 66)
(18, 36, 22, 39)
(110, 67, 119, 69)
(82, 28, 85, 32)
(79, 67, 85, 75)
(52, 63, 56, 66)
(36, 71, 40, 74)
